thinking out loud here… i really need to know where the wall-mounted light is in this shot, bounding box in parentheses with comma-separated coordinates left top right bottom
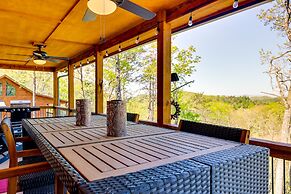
(233, 0, 239, 8)
(80, 62, 82, 67)
(105, 50, 109, 57)
(135, 36, 140, 45)
(118, 45, 122, 52)
(155, 26, 160, 35)
(87, 59, 90, 64)
(188, 12, 193, 27)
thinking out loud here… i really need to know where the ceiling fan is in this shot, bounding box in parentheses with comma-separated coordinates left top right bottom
(7, 43, 70, 65)
(82, 0, 156, 22)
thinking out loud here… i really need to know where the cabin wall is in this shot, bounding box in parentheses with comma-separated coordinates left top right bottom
(0, 77, 66, 107)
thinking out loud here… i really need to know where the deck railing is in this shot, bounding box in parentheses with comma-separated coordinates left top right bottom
(250, 138, 291, 194)
(34, 106, 76, 118)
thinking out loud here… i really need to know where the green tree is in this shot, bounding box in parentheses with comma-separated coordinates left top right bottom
(258, 0, 290, 192)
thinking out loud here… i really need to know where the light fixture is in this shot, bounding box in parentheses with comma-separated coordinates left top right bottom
(105, 50, 109, 57)
(118, 45, 122, 52)
(87, 0, 117, 15)
(33, 59, 46, 65)
(87, 59, 90, 64)
(233, 0, 239, 8)
(188, 13, 193, 27)
(171, 73, 179, 82)
(135, 36, 140, 44)
(80, 62, 82, 67)
(155, 26, 160, 35)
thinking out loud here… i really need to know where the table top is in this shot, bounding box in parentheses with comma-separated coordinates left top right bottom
(22, 115, 241, 191)
(42, 124, 175, 148)
(59, 132, 237, 181)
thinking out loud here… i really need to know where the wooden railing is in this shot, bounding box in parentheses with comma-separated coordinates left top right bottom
(250, 138, 291, 194)
(34, 106, 76, 118)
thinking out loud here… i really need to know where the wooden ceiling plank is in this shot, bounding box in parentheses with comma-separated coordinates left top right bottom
(0, 58, 28, 63)
(0, 64, 55, 72)
(49, 38, 94, 46)
(0, 43, 34, 50)
(43, 0, 81, 44)
(0, 8, 61, 24)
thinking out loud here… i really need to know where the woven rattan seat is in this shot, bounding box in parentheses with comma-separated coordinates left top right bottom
(179, 119, 250, 143)
(127, 113, 139, 123)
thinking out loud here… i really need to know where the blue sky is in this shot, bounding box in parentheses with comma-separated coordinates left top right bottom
(172, 2, 285, 96)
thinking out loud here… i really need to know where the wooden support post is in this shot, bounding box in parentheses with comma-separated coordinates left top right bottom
(95, 50, 104, 114)
(157, 11, 172, 126)
(68, 62, 74, 115)
(53, 71, 58, 116)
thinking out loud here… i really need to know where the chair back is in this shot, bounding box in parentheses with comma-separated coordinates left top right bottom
(178, 119, 249, 143)
(1, 117, 17, 167)
(127, 113, 139, 123)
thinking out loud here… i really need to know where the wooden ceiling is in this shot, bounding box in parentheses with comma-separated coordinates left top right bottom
(0, 0, 269, 71)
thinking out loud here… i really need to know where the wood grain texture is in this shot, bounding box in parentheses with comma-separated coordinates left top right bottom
(157, 11, 171, 126)
(42, 124, 174, 148)
(59, 132, 239, 181)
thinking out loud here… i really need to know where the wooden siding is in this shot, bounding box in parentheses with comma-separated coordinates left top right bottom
(0, 75, 66, 107)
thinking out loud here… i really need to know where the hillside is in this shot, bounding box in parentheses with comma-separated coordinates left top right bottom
(127, 91, 284, 141)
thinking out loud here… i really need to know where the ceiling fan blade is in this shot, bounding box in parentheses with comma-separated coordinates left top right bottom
(118, 0, 156, 20)
(46, 56, 70, 61)
(46, 58, 61, 63)
(82, 8, 97, 22)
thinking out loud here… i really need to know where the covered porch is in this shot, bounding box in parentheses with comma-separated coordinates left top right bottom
(0, 0, 290, 193)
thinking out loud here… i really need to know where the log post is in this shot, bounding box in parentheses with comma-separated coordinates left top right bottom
(68, 62, 75, 115)
(157, 10, 171, 126)
(95, 49, 104, 114)
(53, 71, 58, 116)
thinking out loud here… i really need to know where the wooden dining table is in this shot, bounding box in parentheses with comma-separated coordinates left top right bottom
(22, 115, 269, 194)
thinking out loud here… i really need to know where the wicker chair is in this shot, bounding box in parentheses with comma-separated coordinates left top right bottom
(178, 119, 250, 143)
(97, 113, 140, 123)
(0, 117, 54, 194)
(127, 113, 140, 123)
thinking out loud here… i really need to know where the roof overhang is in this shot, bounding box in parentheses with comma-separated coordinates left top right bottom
(0, 0, 270, 72)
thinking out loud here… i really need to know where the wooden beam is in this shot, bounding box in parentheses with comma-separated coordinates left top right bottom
(68, 62, 75, 111)
(95, 50, 104, 114)
(166, 0, 218, 22)
(104, 36, 156, 58)
(0, 64, 54, 72)
(69, 47, 96, 66)
(53, 71, 58, 116)
(99, 18, 158, 51)
(157, 11, 171, 126)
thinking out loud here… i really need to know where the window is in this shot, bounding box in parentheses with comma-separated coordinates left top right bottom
(6, 82, 16, 96)
(0, 83, 2, 96)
